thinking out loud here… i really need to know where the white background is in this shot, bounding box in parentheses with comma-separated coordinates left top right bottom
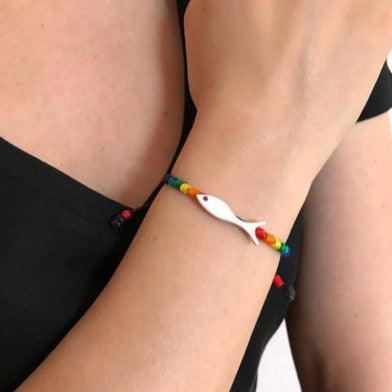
(256, 53, 392, 392)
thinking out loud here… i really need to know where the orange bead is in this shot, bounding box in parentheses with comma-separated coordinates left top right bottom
(188, 187, 201, 197)
(265, 233, 276, 244)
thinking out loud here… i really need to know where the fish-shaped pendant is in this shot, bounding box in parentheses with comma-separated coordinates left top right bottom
(195, 193, 266, 245)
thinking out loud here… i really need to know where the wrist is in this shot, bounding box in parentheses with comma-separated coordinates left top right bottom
(197, 92, 354, 173)
(194, 98, 327, 174)
(171, 108, 316, 241)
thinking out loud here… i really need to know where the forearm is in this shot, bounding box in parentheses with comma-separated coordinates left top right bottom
(17, 106, 321, 392)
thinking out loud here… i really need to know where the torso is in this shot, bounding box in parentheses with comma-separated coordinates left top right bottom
(0, 0, 184, 208)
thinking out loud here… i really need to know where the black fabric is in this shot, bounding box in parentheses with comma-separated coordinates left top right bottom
(357, 60, 392, 122)
(1, 3, 392, 390)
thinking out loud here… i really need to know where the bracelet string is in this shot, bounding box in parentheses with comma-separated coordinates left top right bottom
(162, 173, 291, 257)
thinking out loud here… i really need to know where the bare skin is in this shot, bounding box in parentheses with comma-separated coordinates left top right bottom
(0, 0, 391, 390)
(287, 110, 392, 391)
(0, 0, 184, 208)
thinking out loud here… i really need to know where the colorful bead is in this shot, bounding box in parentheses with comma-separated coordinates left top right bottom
(281, 244, 291, 257)
(265, 233, 276, 244)
(162, 173, 171, 183)
(168, 176, 177, 186)
(188, 187, 202, 197)
(162, 172, 288, 258)
(110, 209, 133, 229)
(255, 227, 267, 240)
(180, 183, 192, 194)
(273, 274, 285, 288)
(121, 209, 132, 220)
(173, 178, 184, 189)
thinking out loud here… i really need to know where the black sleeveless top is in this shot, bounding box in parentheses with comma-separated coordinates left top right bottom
(0, 2, 391, 391)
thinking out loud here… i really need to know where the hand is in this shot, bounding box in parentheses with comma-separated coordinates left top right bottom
(184, 0, 392, 159)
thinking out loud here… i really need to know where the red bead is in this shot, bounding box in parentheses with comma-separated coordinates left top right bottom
(121, 209, 132, 220)
(255, 227, 267, 240)
(273, 274, 285, 288)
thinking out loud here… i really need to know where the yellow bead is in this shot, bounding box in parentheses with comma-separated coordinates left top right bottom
(271, 239, 282, 250)
(180, 183, 192, 194)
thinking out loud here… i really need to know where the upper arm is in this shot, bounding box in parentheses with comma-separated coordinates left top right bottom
(285, 111, 392, 391)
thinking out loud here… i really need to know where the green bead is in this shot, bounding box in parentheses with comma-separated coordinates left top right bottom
(280, 243, 287, 253)
(280, 243, 291, 257)
(173, 178, 184, 189)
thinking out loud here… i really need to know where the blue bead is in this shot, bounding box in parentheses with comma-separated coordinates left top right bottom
(168, 176, 177, 186)
(281, 244, 291, 257)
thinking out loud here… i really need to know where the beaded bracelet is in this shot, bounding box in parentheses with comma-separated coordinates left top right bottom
(162, 173, 291, 257)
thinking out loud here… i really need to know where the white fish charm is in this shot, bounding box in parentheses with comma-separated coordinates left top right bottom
(195, 193, 266, 245)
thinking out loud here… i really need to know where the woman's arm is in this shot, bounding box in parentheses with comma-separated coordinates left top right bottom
(16, 104, 316, 392)
(16, 1, 392, 391)
(287, 110, 392, 391)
